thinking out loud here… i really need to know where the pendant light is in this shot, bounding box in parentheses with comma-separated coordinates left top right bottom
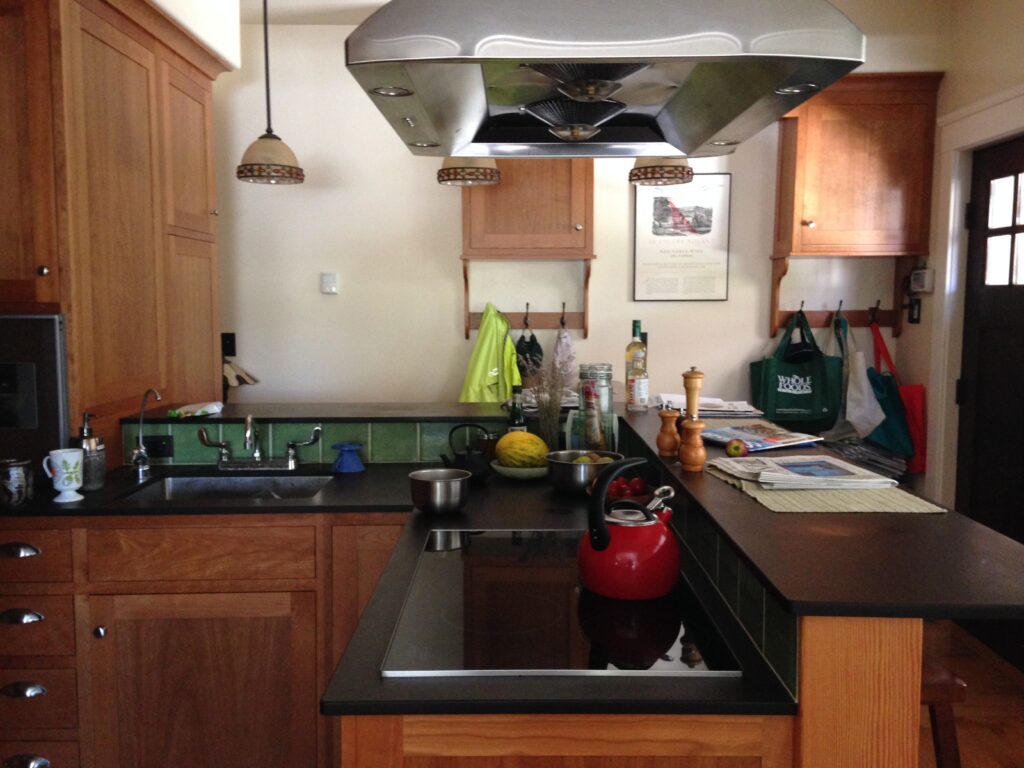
(629, 157, 693, 186)
(437, 157, 501, 186)
(236, 0, 304, 184)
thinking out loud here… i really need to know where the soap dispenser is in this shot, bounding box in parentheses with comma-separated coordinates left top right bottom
(70, 412, 106, 491)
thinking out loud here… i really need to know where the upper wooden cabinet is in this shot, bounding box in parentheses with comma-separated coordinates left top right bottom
(462, 158, 594, 260)
(773, 73, 942, 259)
(0, 0, 59, 306)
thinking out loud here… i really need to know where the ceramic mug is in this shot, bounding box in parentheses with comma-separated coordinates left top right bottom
(42, 448, 84, 503)
(0, 459, 33, 509)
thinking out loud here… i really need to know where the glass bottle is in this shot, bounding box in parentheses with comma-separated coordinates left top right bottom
(507, 385, 527, 432)
(626, 320, 649, 411)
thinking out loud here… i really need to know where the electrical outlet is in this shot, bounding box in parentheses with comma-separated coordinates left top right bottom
(221, 332, 237, 357)
(142, 434, 174, 458)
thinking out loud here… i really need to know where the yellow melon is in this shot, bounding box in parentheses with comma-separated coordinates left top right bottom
(494, 432, 549, 468)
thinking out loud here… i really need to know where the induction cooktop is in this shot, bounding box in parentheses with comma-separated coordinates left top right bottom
(381, 530, 742, 678)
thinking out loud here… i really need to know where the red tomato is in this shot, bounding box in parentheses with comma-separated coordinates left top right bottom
(615, 486, 634, 497)
(628, 477, 648, 494)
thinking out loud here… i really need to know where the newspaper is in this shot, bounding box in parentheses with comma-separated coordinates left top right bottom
(707, 454, 898, 490)
(654, 395, 763, 418)
(702, 421, 822, 452)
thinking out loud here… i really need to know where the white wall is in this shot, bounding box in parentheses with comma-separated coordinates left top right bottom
(213, 5, 952, 406)
(152, 0, 241, 68)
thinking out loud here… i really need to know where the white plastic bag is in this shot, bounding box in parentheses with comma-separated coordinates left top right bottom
(844, 328, 885, 437)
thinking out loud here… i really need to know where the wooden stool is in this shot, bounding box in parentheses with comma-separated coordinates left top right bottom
(921, 657, 968, 768)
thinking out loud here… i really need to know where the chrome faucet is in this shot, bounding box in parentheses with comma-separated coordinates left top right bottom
(130, 388, 162, 482)
(243, 414, 261, 462)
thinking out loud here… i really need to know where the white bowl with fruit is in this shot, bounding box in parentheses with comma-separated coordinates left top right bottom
(490, 432, 550, 479)
(545, 449, 625, 494)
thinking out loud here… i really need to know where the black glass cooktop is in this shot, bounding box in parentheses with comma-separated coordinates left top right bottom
(381, 530, 741, 678)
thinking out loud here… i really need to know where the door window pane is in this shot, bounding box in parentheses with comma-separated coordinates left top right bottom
(989, 176, 1014, 228)
(1015, 234, 1024, 285)
(1018, 173, 1024, 225)
(986, 235, 1011, 285)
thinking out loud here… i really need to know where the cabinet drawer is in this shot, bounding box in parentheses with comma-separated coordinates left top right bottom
(0, 741, 79, 767)
(0, 532, 73, 584)
(0, 669, 77, 730)
(0, 596, 75, 657)
(86, 526, 316, 582)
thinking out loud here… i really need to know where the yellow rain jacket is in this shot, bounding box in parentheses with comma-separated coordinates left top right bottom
(458, 303, 522, 402)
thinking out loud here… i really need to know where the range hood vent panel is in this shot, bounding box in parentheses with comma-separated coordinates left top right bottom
(346, 0, 865, 157)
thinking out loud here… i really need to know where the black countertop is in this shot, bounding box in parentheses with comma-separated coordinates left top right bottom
(121, 402, 509, 423)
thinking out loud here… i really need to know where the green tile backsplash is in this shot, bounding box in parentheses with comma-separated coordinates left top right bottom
(370, 423, 419, 462)
(172, 423, 223, 464)
(270, 423, 324, 463)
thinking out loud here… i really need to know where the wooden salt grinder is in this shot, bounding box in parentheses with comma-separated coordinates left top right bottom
(678, 367, 707, 472)
(657, 409, 681, 457)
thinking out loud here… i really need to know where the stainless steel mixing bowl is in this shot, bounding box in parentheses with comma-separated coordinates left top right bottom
(409, 468, 472, 513)
(545, 450, 624, 494)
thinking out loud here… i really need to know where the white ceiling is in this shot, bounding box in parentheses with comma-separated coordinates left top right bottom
(239, 0, 381, 25)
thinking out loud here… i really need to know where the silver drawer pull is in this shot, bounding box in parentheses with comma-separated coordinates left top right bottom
(0, 609, 45, 625)
(0, 543, 41, 559)
(0, 682, 47, 698)
(5, 755, 52, 768)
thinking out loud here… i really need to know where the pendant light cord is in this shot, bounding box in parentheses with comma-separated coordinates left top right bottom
(262, 0, 273, 135)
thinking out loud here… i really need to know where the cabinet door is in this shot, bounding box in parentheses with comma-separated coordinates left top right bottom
(60, 0, 167, 412)
(166, 235, 220, 403)
(80, 592, 316, 768)
(160, 61, 217, 239)
(463, 159, 593, 259)
(0, 0, 59, 306)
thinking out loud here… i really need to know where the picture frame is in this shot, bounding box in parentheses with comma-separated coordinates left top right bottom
(633, 173, 731, 301)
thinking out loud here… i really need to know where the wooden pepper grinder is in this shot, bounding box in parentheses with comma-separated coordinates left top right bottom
(656, 408, 681, 457)
(678, 367, 707, 472)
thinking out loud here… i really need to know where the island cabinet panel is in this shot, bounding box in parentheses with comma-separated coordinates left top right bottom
(0, 740, 80, 767)
(0, 530, 73, 583)
(342, 714, 794, 768)
(78, 591, 316, 768)
(0, 595, 75, 656)
(796, 616, 922, 768)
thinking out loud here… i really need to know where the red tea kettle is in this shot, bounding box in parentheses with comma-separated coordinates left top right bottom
(578, 457, 681, 600)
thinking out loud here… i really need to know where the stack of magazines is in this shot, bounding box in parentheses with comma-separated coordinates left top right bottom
(653, 395, 763, 418)
(707, 455, 898, 490)
(702, 422, 822, 452)
(821, 439, 907, 479)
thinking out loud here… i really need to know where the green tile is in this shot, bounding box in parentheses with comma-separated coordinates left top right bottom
(269, 423, 323, 463)
(718, 543, 740, 613)
(321, 423, 370, 465)
(121, 423, 170, 464)
(222, 423, 261, 460)
(172, 422, 222, 465)
(420, 422, 465, 464)
(738, 559, 765, 649)
(764, 589, 799, 695)
(370, 422, 419, 462)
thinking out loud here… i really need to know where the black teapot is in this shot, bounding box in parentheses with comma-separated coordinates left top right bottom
(439, 424, 492, 483)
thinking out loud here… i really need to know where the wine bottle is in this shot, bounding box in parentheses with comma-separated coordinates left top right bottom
(507, 385, 527, 432)
(626, 320, 649, 412)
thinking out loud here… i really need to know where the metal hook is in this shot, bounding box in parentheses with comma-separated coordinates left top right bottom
(837, 299, 844, 313)
(524, 302, 530, 329)
(560, 302, 566, 328)
(868, 299, 881, 323)
(798, 300, 805, 312)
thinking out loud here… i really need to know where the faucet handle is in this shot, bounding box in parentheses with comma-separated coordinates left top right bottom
(287, 426, 322, 452)
(198, 428, 231, 462)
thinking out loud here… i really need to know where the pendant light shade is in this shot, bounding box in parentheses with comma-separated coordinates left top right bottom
(236, 0, 304, 184)
(437, 157, 501, 186)
(629, 157, 693, 186)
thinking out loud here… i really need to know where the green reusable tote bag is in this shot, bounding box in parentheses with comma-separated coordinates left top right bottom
(750, 311, 842, 433)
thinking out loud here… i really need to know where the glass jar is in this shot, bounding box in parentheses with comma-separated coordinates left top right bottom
(576, 363, 614, 450)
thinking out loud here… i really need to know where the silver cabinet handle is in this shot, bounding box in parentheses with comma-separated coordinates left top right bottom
(209, 208, 219, 216)
(0, 682, 47, 698)
(5, 755, 52, 768)
(0, 609, 44, 625)
(93, 626, 107, 638)
(802, 219, 817, 229)
(0, 542, 40, 559)
(574, 223, 584, 231)
(36, 266, 51, 276)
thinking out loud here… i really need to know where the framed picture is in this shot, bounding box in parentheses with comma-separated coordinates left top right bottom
(633, 173, 731, 301)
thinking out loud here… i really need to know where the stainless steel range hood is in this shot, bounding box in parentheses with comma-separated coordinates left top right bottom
(345, 0, 865, 158)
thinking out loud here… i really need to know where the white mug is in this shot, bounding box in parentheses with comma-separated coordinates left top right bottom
(42, 448, 84, 503)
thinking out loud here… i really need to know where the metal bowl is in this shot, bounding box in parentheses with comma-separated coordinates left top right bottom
(409, 468, 472, 514)
(545, 450, 624, 495)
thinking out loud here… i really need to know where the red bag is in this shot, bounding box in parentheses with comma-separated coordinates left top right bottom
(870, 323, 927, 474)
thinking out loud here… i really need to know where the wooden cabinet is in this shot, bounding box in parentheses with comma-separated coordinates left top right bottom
(0, 0, 227, 462)
(0, 515, 405, 768)
(770, 73, 942, 336)
(80, 592, 316, 768)
(461, 158, 594, 337)
(0, 0, 60, 307)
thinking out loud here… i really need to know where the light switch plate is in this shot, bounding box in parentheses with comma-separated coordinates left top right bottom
(320, 272, 339, 295)
(909, 268, 934, 294)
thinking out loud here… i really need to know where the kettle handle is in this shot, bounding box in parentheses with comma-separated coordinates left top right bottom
(448, 424, 488, 453)
(587, 457, 647, 551)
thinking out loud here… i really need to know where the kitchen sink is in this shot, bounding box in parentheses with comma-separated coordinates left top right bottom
(124, 475, 333, 502)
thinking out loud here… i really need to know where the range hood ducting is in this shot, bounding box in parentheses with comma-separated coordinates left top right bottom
(346, 0, 865, 158)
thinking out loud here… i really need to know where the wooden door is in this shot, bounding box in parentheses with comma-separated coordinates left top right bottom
(160, 60, 217, 239)
(463, 159, 593, 258)
(80, 592, 317, 768)
(0, 0, 59, 307)
(166, 235, 220, 403)
(956, 134, 1024, 672)
(59, 0, 167, 416)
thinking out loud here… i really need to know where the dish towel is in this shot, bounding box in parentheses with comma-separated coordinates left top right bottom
(459, 303, 522, 402)
(553, 326, 578, 381)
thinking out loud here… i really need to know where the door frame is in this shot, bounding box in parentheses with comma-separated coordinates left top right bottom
(921, 83, 1024, 507)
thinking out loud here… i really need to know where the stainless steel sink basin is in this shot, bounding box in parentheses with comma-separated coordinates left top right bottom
(124, 476, 333, 502)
